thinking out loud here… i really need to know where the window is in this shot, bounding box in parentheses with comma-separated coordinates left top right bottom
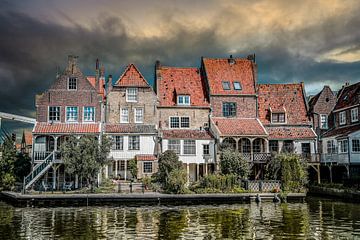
(283, 140, 294, 152)
(66, 106, 78, 122)
(183, 140, 196, 155)
(120, 108, 129, 123)
(253, 139, 261, 153)
(327, 140, 336, 154)
(128, 136, 140, 150)
(320, 114, 328, 129)
(222, 81, 231, 90)
(68, 77, 77, 90)
(177, 95, 190, 105)
(269, 140, 279, 153)
(352, 139, 360, 152)
(112, 136, 123, 150)
(203, 144, 210, 155)
(49, 106, 60, 122)
(119, 160, 125, 171)
(83, 107, 95, 122)
(134, 108, 143, 123)
(339, 111, 346, 125)
(143, 162, 153, 173)
(338, 140, 348, 153)
(170, 117, 190, 128)
(301, 143, 311, 154)
(168, 140, 181, 154)
(351, 108, 359, 122)
(272, 113, 286, 123)
(223, 102, 236, 117)
(233, 82, 242, 90)
(126, 88, 138, 102)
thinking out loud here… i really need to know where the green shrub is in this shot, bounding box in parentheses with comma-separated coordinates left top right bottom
(220, 148, 249, 179)
(165, 168, 188, 194)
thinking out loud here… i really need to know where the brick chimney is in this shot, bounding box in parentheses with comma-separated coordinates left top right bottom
(155, 60, 161, 94)
(68, 55, 78, 74)
(98, 65, 105, 93)
(228, 55, 235, 65)
(107, 75, 113, 93)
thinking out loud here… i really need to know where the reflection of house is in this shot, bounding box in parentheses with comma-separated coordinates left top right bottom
(20, 131, 33, 155)
(26, 56, 105, 190)
(105, 64, 158, 180)
(201, 56, 269, 178)
(321, 82, 360, 179)
(156, 62, 215, 181)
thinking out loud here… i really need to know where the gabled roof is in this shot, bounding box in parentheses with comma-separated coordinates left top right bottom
(22, 131, 33, 145)
(114, 64, 151, 88)
(202, 57, 256, 95)
(266, 126, 316, 140)
(158, 66, 209, 107)
(257, 83, 310, 125)
(211, 117, 267, 137)
(322, 124, 360, 138)
(86, 76, 105, 97)
(33, 123, 100, 134)
(334, 82, 360, 111)
(308, 85, 335, 112)
(162, 129, 213, 140)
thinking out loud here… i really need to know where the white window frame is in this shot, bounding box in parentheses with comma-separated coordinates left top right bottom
(66, 106, 78, 122)
(128, 135, 140, 150)
(120, 108, 129, 123)
(320, 114, 328, 129)
(169, 116, 190, 129)
(352, 139, 360, 153)
(271, 112, 286, 124)
(134, 108, 144, 123)
(67, 77, 77, 91)
(143, 162, 153, 174)
(48, 106, 61, 122)
(168, 139, 181, 154)
(327, 140, 336, 154)
(183, 140, 196, 155)
(177, 95, 190, 105)
(112, 136, 124, 151)
(339, 111, 346, 125)
(351, 108, 359, 123)
(83, 106, 95, 122)
(338, 140, 348, 153)
(126, 88, 138, 102)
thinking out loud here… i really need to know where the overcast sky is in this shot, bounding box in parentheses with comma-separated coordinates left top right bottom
(1, 0, 360, 137)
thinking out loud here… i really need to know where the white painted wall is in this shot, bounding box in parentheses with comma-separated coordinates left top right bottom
(349, 130, 360, 163)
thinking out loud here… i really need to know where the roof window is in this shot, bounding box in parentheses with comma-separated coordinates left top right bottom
(233, 82, 242, 90)
(222, 81, 231, 90)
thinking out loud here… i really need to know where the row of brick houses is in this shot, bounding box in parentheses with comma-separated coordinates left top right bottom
(26, 54, 320, 190)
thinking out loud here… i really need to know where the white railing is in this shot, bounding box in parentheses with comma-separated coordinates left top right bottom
(321, 154, 349, 165)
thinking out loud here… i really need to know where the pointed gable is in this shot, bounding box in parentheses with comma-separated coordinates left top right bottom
(114, 64, 150, 87)
(202, 57, 256, 95)
(334, 82, 360, 111)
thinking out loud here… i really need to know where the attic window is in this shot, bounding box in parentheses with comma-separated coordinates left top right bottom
(272, 113, 286, 123)
(68, 77, 77, 90)
(233, 82, 242, 90)
(222, 81, 231, 90)
(178, 95, 190, 105)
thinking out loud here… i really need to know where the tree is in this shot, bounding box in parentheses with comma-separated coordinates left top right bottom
(14, 152, 31, 182)
(266, 152, 308, 192)
(220, 148, 249, 179)
(0, 138, 16, 190)
(61, 135, 111, 190)
(128, 158, 138, 180)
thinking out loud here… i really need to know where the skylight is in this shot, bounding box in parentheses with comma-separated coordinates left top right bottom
(233, 82, 242, 90)
(222, 81, 230, 90)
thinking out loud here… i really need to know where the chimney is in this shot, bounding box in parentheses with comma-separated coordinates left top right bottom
(107, 75, 113, 93)
(228, 55, 235, 65)
(68, 55, 78, 74)
(247, 53, 256, 63)
(96, 58, 99, 71)
(345, 81, 350, 87)
(155, 60, 161, 94)
(98, 65, 105, 93)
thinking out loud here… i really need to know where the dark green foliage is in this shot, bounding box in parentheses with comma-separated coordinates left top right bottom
(14, 152, 31, 182)
(220, 148, 249, 179)
(0, 138, 16, 190)
(128, 158, 138, 180)
(190, 174, 245, 193)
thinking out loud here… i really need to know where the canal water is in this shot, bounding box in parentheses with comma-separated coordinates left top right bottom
(0, 197, 359, 239)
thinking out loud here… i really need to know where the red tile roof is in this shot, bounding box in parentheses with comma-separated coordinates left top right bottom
(105, 124, 157, 134)
(257, 83, 310, 125)
(86, 76, 105, 97)
(114, 64, 151, 88)
(211, 117, 267, 136)
(334, 82, 360, 111)
(135, 154, 157, 161)
(266, 126, 316, 140)
(23, 131, 33, 145)
(202, 57, 256, 95)
(162, 130, 213, 140)
(158, 66, 209, 107)
(322, 124, 360, 138)
(33, 123, 100, 134)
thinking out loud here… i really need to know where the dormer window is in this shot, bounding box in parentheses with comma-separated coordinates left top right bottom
(233, 82, 242, 90)
(68, 77, 77, 90)
(222, 81, 231, 90)
(126, 88, 138, 102)
(177, 95, 190, 105)
(339, 111, 346, 125)
(272, 113, 286, 123)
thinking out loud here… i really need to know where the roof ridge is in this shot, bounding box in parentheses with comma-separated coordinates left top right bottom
(114, 63, 151, 87)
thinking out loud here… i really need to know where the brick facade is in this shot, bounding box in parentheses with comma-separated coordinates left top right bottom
(210, 96, 257, 118)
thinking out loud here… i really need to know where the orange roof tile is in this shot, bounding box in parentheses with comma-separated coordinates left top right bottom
(322, 124, 360, 138)
(162, 130, 213, 139)
(23, 131, 33, 145)
(257, 83, 310, 125)
(86, 76, 105, 97)
(202, 58, 256, 95)
(135, 154, 157, 161)
(114, 64, 151, 87)
(158, 66, 209, 107)
(211, 117, 267, 136)
(266, 126, 316, 140)
(33, 123, 100, 134)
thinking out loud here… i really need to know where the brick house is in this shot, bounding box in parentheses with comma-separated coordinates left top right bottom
(105, 64, 158, 180)
(155, 62, 215, 181)
(321, 82, 360, 179)
(26, 55, 105, 190)
(201, 56, 269, 178)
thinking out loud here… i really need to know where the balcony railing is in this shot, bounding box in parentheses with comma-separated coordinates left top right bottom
(302, 153, 321, 163)
(321, 153, 349, 165)
(239, 153, 271, 163)
(34, 151, 62, 162)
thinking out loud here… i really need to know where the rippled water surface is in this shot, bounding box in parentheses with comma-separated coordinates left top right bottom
(1, 197, 360, 239)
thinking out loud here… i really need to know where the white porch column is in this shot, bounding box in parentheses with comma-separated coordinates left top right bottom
(205, 162, 208, 176)
(75, 174, 79, 189)
(115, 160, 118, 178)
(124, 160, 127, 180)
(52, 165, 56, 190)
(278, 141, 283, 153)
(186, 163, 190, 183)
(196, 164, 200, 181)
(54, 136, 58, 152)
(264, 139, 269, 153)
(105, 165, 109, 179)
(250, 138, 254, 161)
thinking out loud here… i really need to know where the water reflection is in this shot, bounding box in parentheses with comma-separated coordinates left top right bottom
(0, 198, 359, 239)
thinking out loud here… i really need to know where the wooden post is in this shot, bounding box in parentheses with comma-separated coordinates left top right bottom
(124, 160, 127, 180)
(196, 164, 200, 181)
(317, 165, 321, 184)
(186, 163, 190, 183)
(115, 160, 118, 178)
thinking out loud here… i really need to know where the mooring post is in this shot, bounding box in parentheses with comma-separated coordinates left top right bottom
(118, 183, 121, 193)
(142, 183, 145, 194)
(130, 182, 133, 193)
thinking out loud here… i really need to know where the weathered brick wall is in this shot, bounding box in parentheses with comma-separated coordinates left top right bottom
(312, 86, 337, 130)
(158, 107, 210, 129)
(210, 96, 257, 118)
(35, 61, 102, 123)
(107, 87, 158, 125)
